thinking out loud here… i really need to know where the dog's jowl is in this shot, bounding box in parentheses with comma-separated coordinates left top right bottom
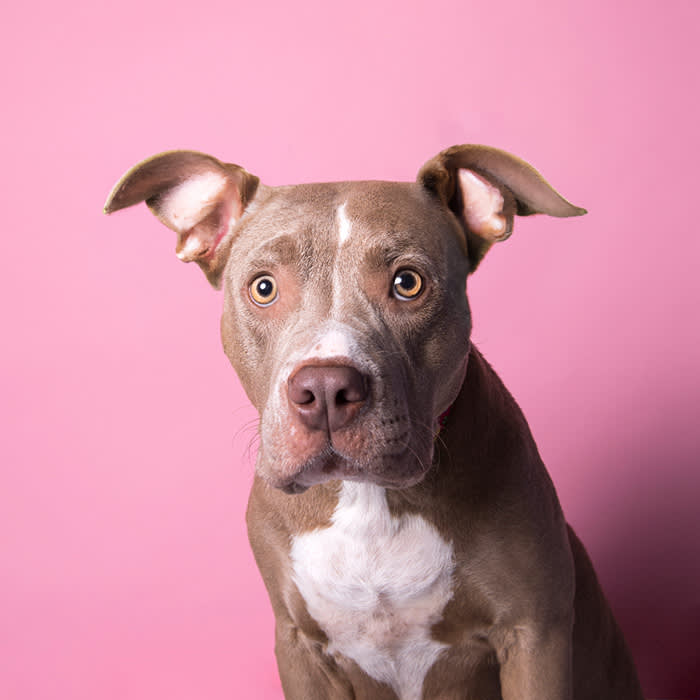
(105, 145, 644, 700)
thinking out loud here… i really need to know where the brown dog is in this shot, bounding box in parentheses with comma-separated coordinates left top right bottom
(105, 145, 644, 699)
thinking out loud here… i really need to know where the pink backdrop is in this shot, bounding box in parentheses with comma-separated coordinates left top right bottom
(2, 0, 698, 698)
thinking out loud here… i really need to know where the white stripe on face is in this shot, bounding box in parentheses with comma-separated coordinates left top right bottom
(331, 203, 355, 317)
(304, 326, 355, 360)
(337, 202, 352, 245)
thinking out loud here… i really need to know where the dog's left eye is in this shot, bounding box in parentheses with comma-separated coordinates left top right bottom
(249, 274, 279, 306)
(392, 269, 424, 300)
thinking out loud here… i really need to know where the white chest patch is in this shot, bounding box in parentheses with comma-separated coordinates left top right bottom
(290, 483, 455, 700)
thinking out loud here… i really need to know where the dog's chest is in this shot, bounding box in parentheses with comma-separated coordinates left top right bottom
(290, 483, 455, 700)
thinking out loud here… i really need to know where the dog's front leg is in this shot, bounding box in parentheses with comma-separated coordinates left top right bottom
(274, 621, 355, 700)
(495, 621, 574, 700)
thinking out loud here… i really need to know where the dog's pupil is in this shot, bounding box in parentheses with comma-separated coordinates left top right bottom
(398, 272, 415, 290)
(258, 279, 273, 296)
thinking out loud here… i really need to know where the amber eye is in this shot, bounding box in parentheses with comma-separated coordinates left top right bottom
(392, 269, 424, 300)
(249, 274, 278, 306)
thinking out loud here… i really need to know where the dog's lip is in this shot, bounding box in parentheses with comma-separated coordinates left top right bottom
(293, 448, 358, 486)
(274, 444, 432, 494)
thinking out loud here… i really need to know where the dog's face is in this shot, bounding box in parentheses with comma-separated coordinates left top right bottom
(105, 145, 584, 492)
(219, 181, 471, 492)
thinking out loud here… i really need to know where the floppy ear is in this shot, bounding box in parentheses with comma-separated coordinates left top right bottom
(104, 150, 261, 288)
(417, 144, 586, 271)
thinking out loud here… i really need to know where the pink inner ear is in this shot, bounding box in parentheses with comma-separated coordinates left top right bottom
(152, 173, 242, 262)
(457, 169, 508, 240)
(175, 195, 240, 262)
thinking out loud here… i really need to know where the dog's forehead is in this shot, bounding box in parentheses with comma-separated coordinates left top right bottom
(237, 180, 455, 258)
(339, 181, 454, 249)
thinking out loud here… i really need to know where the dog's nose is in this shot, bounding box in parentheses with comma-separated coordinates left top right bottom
(288, 365, 369, 433)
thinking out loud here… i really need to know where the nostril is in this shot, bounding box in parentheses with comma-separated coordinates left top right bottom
(288, 370, 320, 407)
(296, 389, 316, 405)
(335, 380, 366, 406)
(333, 367, 368, 405)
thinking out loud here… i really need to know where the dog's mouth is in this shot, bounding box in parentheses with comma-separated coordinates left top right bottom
(274, 437, 434, 495)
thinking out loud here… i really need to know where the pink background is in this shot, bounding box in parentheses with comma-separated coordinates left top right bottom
(2, 0, 698, 698)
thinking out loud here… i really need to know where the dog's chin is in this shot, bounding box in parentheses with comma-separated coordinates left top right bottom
(269, 446, 434, 495)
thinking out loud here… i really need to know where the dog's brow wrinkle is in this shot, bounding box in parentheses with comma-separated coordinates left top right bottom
(363, 241, 433, 271)
(248, 234, 299, 269)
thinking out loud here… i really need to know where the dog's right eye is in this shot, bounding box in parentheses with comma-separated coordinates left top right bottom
(249, 274, 279, 306)
(392, 269, 424, 301)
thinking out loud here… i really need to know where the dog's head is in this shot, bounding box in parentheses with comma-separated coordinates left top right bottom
(105, 145, 584, 493)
